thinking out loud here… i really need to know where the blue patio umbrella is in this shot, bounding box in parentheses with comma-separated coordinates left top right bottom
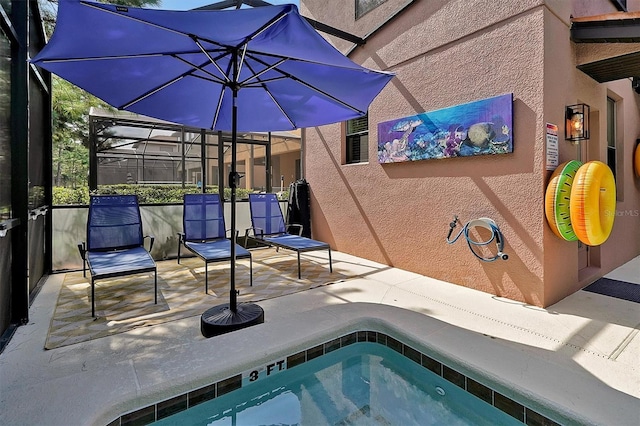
(32, 0, 393, 335)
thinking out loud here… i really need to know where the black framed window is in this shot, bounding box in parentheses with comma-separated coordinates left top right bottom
(355, 0, 387, 20)
(611, 0, 627, 12)
(606, 97, 616, 182)
(346, 114, 368, 164)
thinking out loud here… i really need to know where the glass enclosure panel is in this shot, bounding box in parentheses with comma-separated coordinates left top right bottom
(0, 28, 11, 220)
(29, 74, 47, 209)
(0, 19, 11, 334)
(255, 132, 301, 192)
(54, 110, 301, 205)
(0, 1, 10, 15)
(51, 201, 287, 271)
(96, 119, 183, 185)
(228, 140, 269, 193)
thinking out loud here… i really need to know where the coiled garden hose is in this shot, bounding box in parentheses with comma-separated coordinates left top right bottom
(446, 215, 508, 262)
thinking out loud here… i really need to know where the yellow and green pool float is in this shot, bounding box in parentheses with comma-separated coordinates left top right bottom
(545, 160, 582, 241)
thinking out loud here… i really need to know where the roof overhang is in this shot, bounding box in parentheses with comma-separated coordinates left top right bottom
(571, 11, 640, 43)
(576, 50, 640, 83)
(570, 11, 640, 85)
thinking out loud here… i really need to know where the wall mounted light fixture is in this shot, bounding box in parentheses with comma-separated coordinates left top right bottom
(565, 103, 590, 142)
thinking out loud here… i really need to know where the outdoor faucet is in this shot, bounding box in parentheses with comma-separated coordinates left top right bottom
(447, 215, 459, 241)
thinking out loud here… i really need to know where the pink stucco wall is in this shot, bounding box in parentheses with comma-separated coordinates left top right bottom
(543, 0, 640, 305)
(301, 0, 640, 307)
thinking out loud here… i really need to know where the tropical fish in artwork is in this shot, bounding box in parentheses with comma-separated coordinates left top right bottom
(381, 118, 423, 161)
(390, 118, 423, 133)
(454, 125, 467, 142)
(489, 140, 510, 154)
(491, 115, 510, 143)
(467, 122, 496, 147)
(378, 141, 393, 163)
(390, 137, 409, 161)
(443, 124, 466, 157)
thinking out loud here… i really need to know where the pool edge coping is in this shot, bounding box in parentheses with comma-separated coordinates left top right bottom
(98, 309, 582, 426)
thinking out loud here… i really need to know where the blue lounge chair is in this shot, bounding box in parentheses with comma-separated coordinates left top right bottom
(178, 193, 252, 293)
(78, 195, 157, 317)
(246, 193, 332, 279)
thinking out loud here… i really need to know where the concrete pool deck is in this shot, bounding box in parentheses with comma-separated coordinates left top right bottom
(1, 252, 639, 425)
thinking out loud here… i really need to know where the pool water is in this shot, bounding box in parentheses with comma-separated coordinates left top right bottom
(153, 342, 521, 425)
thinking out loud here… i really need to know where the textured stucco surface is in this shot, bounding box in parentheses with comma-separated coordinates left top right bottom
(301, 0, 640, 307)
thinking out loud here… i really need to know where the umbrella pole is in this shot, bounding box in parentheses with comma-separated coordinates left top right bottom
(229, 86, 238, 313)
(200, 50, 264, 338)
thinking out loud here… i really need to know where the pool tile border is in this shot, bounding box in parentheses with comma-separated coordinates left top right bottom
(111, 330, 560, 426)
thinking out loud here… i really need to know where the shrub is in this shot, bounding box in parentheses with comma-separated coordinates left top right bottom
(94, 184, 201, 203)
(53, 186, 89, 205)
(53, 184, 266, 205)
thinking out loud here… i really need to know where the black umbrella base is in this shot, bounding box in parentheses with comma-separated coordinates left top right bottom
(201, 303, 265, 338)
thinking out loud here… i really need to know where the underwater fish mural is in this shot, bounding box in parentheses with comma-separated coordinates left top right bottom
(390, 119, 423, 133)
(378, 94, 513, 163)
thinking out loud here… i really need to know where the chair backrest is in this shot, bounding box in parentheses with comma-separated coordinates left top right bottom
(248, 193, 286, 235)
(87, 195, 144, 251)
(183, 193, 225, 242)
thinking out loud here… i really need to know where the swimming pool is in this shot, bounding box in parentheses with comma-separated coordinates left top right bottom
(116, 331, 559, 425)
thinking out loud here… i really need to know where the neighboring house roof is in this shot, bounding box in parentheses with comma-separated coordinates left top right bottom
(89, 107, 177, 124)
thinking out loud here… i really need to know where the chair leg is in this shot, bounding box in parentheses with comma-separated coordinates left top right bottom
(205, 263, 208, 294)
(250, 255, 253, 286)
(154, 270, 158, 304)
(91, 278, 95, 317)
(177, 242, 181, 264)
(297, 251, 301, 279)
(328, 248, 333, 273)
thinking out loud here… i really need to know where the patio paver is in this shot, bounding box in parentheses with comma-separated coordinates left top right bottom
(0, 251, 638, 426)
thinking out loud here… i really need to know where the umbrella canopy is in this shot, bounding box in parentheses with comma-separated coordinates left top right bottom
(33, 0, 393, 323)
(33, 0, 393, 131)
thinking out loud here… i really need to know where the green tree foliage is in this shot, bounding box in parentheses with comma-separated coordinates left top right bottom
(41, 0, 160, 189)
(52, 77, 101, 187)
(40, 0, 161, 34)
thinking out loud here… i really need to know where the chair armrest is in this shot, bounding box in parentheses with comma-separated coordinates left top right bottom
(244, 227, 265, 246)
(287, 224, 303, 236)
(226, 228, 241, 240)
(254, 227, 265, 239)
(144, 235, 155, 252)
(243, 228, 253, 246)
(77, 241, 86, 260)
